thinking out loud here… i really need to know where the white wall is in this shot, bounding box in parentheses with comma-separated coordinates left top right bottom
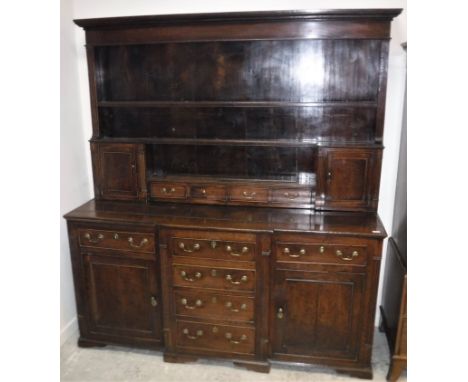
(61, 0, 407, 340)
(60, 0, 93, 344)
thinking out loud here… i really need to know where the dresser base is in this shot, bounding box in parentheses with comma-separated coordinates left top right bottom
(77, 337, 107, 348)
(336, 366, 373, 380)
(164, 352, 271, 373)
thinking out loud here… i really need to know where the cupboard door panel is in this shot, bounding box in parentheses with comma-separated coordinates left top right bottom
(84, 253, 161, 341)
(272, 269, 364, 360)
(94, 143, 144, 200)
(317, 148, 381, 211)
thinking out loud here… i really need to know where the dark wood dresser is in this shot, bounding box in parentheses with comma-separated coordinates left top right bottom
(65, 9, 402, 379)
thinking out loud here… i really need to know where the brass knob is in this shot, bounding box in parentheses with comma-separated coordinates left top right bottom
(241, 275, 248, 282)
(283, 247, 290, 254)
(319, 245, 325, 253)
(225, 301, 233, 308)
(113, 233, 119, 240)
(299, 248, 306, 255)
(150, 296, 157, 307)
(241, 303, 247, 310)
(201, 189, 206, 195)
(277, 307, 284, 319)
(181, 298, 187, 305)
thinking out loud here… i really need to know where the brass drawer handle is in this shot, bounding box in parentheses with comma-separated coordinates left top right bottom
(162, 187, 176, 194)
(150, 296, 158, 307)
(128, 237, 148, 248)
(242, 191, 256, 199)
(225, 274, 248, 285)
(283, 192, 299, 199)
(336, 250, 359, 261)
(84, 233, 104, 243)
(180, 270, 202, 282)
(225, 245, 249, 257)
(225, 301, 247, 312)
(178, 242, 201, 253)
(283, 247, 306, 258)
(277, 307, 284, 319)
(181, 298, 203, 310)
(182, 328, 203, 340)
(225, 332, 247, 344)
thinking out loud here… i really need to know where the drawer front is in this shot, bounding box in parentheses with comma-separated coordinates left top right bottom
(78, 229, 155, 253)
(172, 237, 255, 262)
(150, 182, 187, 199)
(176, 320, 255, 355)
(190, 185, 227, 202)
(276, 242, 367, 265)
(174, 289, 254, 323)
(173, 265, 255, 292)
(270, 187, 312, 205)
(229, 186, 268, 203)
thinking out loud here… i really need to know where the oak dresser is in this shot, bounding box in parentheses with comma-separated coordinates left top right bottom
(65, 9, 402, 379)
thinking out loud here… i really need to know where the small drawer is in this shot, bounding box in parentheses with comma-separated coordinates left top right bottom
(276, 242, 367, 265)
(172, 237, 255, 262)
(79, 229, 155, 253)
(174, 289, 254, 323)
(150, 182, 187, 199)
(190, 185, 227, 202)
(229, 186, 268, 203)
(172, 265, 255, 292)
(176, 320, 255, 355)
(270, 187, 312, 205)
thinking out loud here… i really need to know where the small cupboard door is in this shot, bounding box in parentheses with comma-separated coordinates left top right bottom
(317, 148, 381, 211)
(271, 269, 365, 360)
(83, 253, 162, 343)
(93, 143, 145, 201)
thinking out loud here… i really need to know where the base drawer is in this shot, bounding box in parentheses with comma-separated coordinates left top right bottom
(173, 264, 255, 292)
(174, 289, 254, 323)
(78, 229, 155, 253)
(176, 320, 255, 355)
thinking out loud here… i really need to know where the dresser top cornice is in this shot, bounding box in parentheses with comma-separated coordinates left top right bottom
(74, 9, 402, 30)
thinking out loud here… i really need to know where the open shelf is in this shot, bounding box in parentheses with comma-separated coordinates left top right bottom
(98, 100, 378, 108)
(148, 172, 316, 186)
(92, 137, 381, 148)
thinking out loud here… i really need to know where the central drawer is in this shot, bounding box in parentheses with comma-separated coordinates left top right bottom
(172, 264, 255, 292)
(176, 320, 255, 355)
(174, 289, 254, 323)
(171, 237, 255, 262)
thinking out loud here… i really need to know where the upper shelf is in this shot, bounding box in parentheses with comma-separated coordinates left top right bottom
(91, 137, 382, 148)
(98, 101, 378, 108)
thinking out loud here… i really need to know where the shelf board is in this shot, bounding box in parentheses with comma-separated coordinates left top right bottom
(92, 137, 381, 148)
(98, 100, 378, 108)
(148, 173, 316, 186)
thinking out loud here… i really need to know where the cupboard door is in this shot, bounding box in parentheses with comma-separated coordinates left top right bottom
(317, 148, 381, 211)
(271, 269, 364, 360)
(84, 253, 162, 342)
(94, 143, 144, 200)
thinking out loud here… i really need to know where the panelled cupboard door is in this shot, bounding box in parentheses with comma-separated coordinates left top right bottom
(83, 253, 162, 342)
(317, 148, 382, 211)
(95, 143, 141, 200)
(271, 269, 365, 360)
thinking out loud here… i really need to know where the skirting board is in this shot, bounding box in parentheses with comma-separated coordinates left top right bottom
(61, 317, 78, 346)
